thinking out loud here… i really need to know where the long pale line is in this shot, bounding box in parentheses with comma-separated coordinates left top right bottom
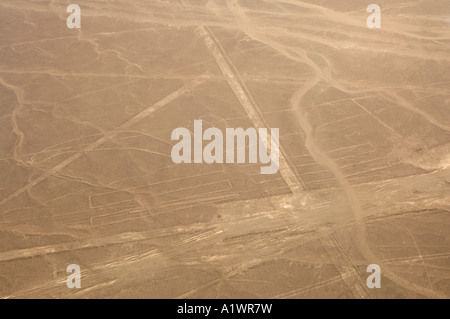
(322, 236, 375, 299)
(196, 26, 303, 193)
(0, 79, 205, 208)
(352, 99, 401, 138)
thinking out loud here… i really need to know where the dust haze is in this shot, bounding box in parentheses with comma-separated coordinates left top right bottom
(0, 0, 449, 299)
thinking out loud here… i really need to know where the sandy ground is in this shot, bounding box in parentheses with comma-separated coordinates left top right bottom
(0, 0, 449, 299)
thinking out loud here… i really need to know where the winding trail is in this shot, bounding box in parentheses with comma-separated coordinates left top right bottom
(288, 42, 448, 301)
(224, 0, 449, 298)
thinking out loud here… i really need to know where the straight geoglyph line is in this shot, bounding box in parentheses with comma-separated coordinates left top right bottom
(196, 26, 304, 193)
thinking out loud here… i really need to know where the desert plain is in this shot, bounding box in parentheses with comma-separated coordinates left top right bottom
(0, 0, 449, 299)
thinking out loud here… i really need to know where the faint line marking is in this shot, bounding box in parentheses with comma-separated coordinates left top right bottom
(322, 236, 375, 299)
(0, 78, 206, 208)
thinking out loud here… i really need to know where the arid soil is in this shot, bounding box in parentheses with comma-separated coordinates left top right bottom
(0, 0, 449, 299)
